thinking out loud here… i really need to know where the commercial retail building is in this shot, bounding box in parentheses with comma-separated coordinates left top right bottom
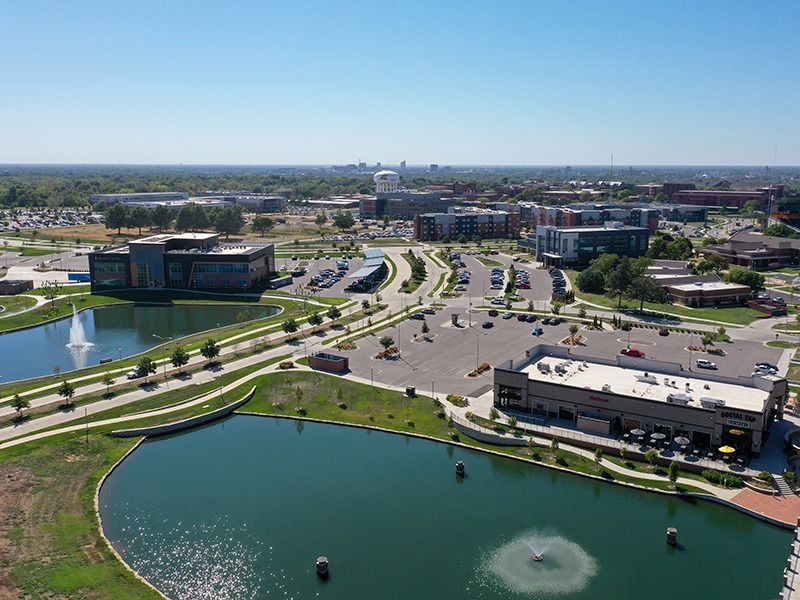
(493, 344, 786, 457)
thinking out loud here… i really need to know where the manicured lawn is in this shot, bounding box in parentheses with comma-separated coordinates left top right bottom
(572, 289, 763, 325)
(474, 255, 503, 267)
(0, 294, 38, 316)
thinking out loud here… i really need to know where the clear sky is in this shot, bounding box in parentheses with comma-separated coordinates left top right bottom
(2, 0, 798, 166)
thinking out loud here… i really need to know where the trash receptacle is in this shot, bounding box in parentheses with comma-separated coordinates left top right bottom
(406, 386, 416, 397)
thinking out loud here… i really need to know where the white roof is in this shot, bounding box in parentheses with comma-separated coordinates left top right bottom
(668, 281, 749, 292)
(522, 356, 769, 414)
(373, 170, 400, 181)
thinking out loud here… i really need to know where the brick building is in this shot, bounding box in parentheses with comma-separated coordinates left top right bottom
(413, 209, 520, 242)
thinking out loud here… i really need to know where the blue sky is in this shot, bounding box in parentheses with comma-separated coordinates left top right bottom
(2, 0, 798, 166)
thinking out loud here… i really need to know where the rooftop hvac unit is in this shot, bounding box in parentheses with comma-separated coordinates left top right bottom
(601, 383, 611, 392)
(700, 397, 725, 409)
(537, 362, 551, 373)
(636, 373, 658, 385)
(667, 393, 691, 405)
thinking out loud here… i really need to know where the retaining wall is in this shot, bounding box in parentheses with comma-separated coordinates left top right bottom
(111, 386, 256, 438)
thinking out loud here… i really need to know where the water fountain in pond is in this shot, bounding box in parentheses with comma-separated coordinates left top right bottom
(480, 529, 598, 596)
(66, 304, 93, 351)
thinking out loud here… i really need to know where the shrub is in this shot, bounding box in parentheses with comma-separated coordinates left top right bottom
(446, 394, 467, 407)
(278, 361, 295, 370)
(701, 469, 743, 488)
(757, 470, 773, 483)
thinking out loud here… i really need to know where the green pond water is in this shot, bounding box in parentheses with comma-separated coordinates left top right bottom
(98, 415, 789, 599)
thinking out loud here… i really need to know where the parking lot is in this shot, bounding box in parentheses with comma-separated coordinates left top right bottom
(451, 254, 553, 306)
(278, 255, 369, 299)
(340, 305, 785, 399)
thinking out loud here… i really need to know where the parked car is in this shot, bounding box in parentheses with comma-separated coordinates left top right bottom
(488, 309, 499, 317)
(621, 348, 645, 358)
(526, 315, 537, 323)
(517, 314, 527, 321)
(502, 312, 514, 319)
(541, 317, 552, 325)
(482, 321, 494, 329)
(421, 307, 436, 315)
(696, 358, 717, 369)
(658, 328, 669, 336)
(409, 313, 425, 320)
(550, 317, 562, 325)
(126, 369, 141, 380)
(621, 323, 632, 331)
(755, 362, 778, 372)
(490, 298, 506, 305)
(454, 285, 467, 291)
(531, 327, 544, 336)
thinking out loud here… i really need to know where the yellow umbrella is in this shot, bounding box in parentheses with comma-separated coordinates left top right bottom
(728, 429, 745, 436)
(718, 445, 736, 454)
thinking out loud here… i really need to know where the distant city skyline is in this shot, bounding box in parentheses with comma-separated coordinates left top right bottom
(2, 1, 799, 166)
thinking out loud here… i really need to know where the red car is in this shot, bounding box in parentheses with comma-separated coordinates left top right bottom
(658, 327, 669, 336)
(621, 348, 645, 358)
(488, 309, 499, 317)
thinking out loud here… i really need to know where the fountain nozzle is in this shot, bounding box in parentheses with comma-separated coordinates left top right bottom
(533, 554, 543, 562)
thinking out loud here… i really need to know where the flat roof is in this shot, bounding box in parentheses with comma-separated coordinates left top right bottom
(668, 281, 749, 292)
(522, 355, 769, 414)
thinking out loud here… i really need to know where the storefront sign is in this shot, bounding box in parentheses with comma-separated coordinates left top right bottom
(726, 419, 751, 429)
(588, 395, 610, 404)
(720, 411, 756, 423)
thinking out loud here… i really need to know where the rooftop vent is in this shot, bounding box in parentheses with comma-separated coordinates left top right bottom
(601, 383, 611, 392)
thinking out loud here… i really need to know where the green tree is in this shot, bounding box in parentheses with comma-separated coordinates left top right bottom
(58, 380, 76, 406)
(668, 460, 680, 483)
(764, 223, 798, 239)
(441, 234, 451, 244)
(326, 306, 342, 324)
(282, 318, 299, 334)
(307, 312, 323, 330)
(489, 406, 500, 421)
(724, 265, 765, 291)
(252, 216, 275, 236)
(175, 202, 209, 232)
(575, 267, 605, 294)
(421, 320, 430, 334)
(550, 436, 559, 451)
(171, 346, 189, 373)
(332, 213, 355, 230)
(578, 307, 587, 319)
(200, 338, 220, 362)
(569, 323, 579, 336)
(458, 233, 468, 245)
(101, 372, 116, 394)
(594, 447, 603, 465)
(11, 394, 30, 419)
(627, 274, 663, 312)
(136, 356, 157, 382)
(105, 203, 130, 235)
(213, 205, 245, 239)
(607, 258, 633, 307)
(151, 205, 174, 232)
(645, 448, 659, 467)
(589, 253, 621, 276)
(314, 212, 327, 232)
(361, 299, 370, 312)
(551, 302, 562, 315)
(646, 237, 670, 260)
(379, 335, 395, 350)
(127, 205, 151, 236)
(741, 199, 761, 218)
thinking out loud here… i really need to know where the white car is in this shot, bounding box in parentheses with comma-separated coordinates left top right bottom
(695, 359, 717, 370)
(490, 298, 506, 305)
(126, 369, 141, 380)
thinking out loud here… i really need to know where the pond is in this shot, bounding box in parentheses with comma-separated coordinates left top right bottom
(98, 415, 789, 600)
(0, 304, 280, 382)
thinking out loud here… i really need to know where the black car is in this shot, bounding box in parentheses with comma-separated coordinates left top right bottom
(409, 313, 425, 320)
(482, 321, 494, 329)
(526, 314, 537, 323)
(541, 317, 552, 325)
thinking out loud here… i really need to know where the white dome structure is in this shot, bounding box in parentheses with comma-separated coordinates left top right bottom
(374, 170, 400, 194)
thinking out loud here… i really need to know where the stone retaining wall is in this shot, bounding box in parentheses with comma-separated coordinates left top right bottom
(111, 386, 256, 438)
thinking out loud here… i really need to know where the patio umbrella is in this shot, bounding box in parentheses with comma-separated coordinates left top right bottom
(728, 429, 745, 436)
(674, 436, 691, 445)
(718, 445, 736, 454)
(650, 432, 667, 441)
(630, 428, 646, 436)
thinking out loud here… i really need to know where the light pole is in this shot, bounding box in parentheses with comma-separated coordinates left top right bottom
(118, 347, 122, 374)
(371, 366, 374, 388)
(152, 334, 172, 384)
